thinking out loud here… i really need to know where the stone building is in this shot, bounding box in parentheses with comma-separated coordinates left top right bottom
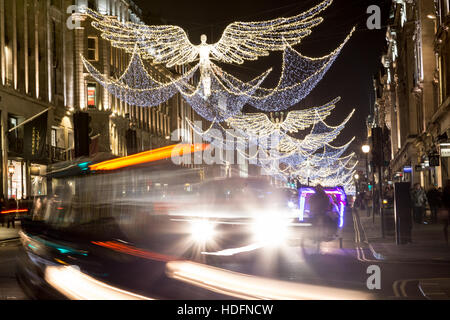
(374, 0, 449, 188)
(0, 0, 202, 200)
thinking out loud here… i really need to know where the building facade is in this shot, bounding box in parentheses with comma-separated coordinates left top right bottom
(373, 0, 450, 189)
(0, 0, 204, 200)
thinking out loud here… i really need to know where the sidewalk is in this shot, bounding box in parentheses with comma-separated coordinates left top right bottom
(418, 278, 450, 300)
(0, 221, 21, 241)
(356, 207, 450, 263)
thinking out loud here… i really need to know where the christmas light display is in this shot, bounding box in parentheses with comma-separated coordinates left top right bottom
(174, 65, 272, 121)
(83, 1, 353, 112)
(79, 2, 359, 191)
(85, 0, 333, 66)
(82, 48, 199, 107)
(225, 97, 340, 138)
(217, 33, 354, 111)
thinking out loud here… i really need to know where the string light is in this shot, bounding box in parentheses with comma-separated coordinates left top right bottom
(81, 2, 359, 190)
(82, 48, 199, 107)
(225, 97, 339, 138)
(83, 2, 352, 104)
(85, 0, 333, 67)
(174, 64, 272, 121)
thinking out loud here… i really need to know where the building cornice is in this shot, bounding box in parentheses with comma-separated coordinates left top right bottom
(431, 95, 450, 124)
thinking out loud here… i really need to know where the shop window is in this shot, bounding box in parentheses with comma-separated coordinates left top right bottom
(30, 164, 47, 196)
(87, 84, 97, 109)
(7, 160, 26, 200)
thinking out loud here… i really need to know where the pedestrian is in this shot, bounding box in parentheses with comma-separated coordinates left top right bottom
(359, 191, 366, 210)
(310, 184, 332, 251)
(442, 180, 450, 245)
(410, 183, 428, 224)
(365, 190, 373, 217)
(373, 187, 380, 215)
(6, 198, 16, 229)
(426, 185, 442, 224)
(0, 197, 5, 227)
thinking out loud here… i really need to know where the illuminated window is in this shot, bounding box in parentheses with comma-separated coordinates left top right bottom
(51, 128, 57, 147)
(87, 84, 97, 108)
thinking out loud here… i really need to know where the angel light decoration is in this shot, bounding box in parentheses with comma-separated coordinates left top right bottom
(84, 0, 335, 99)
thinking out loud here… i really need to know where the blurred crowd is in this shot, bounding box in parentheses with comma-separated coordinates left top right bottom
(353, 180, 450, 244)
(0, 197, 33, 229)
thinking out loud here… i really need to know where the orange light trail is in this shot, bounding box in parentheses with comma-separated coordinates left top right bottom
(1, 209, 28, 215)
(89, 143, 209, 171)
(91, 241, 180, 262)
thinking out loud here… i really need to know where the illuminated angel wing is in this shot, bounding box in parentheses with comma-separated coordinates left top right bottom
(211, 0, 333, 64)
(227, 96, 339, 136)
(280, 97, 339, 133)
(227, 113, 279, 137)
(85, 8, 198, 67)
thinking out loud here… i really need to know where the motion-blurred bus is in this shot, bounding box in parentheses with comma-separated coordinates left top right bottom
(16, 144, 308, 299)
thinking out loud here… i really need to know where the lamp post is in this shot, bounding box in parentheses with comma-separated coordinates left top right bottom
(354, 173, 360, 196)
(362, 144, 370, 188)
(8, 164, 15, 199)
(362, 144, 371, 218)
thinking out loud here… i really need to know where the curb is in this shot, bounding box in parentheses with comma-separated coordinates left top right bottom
(418, 279, 450, 300)
(0, 237, 20, 242)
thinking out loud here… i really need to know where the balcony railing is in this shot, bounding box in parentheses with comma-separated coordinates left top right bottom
(49, 146, 74, 162)
(7, 134, 73, 163)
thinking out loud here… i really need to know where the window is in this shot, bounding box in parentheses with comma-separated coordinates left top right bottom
(51, 128, 57, 147)
(8, 116, 18, 140)
(87, 37, 98, 61)
(88, 0, 97, 10)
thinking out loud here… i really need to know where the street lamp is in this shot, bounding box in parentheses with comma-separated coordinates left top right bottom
(362, 144, 370, 184)
(8, 164, 15, 199)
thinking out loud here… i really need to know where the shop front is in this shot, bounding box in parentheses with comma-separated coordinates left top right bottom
(7, 159, 26, 200)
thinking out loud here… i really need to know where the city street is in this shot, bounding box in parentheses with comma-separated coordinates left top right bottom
(0, 0, 449, 304)
(2, 207, 449, 300)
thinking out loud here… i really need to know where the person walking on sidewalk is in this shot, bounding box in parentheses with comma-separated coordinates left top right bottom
(6, 198, 17, 229)
(411, 183, 428, 224)
(365, 190, 373, 217)
(0, 197, 5, 227)
(427, 185, 441, 224)
(442, 180, 450, 245)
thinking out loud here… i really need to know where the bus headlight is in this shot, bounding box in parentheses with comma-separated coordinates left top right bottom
(252, 215, 289, 246)
(190, 220, 215, 243)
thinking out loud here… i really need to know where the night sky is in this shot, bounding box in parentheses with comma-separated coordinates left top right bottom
(133, 0, 391, 148)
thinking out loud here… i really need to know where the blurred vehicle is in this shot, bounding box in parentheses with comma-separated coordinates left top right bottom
(297, 185, 347, 242)
(15, 144, 308, 300)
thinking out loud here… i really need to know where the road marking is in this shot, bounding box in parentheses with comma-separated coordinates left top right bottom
(352, 209, 450, 266)
(393, 278, 450, 299)
(352, 210, 378, 263)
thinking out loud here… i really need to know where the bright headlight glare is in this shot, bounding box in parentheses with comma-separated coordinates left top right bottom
(252, 215, 289, 246)
(190, 220, 215, 242)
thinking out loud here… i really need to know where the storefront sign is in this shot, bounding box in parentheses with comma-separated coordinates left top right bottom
(403, 166, 412, 173)
(24, 112, 48, 161)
